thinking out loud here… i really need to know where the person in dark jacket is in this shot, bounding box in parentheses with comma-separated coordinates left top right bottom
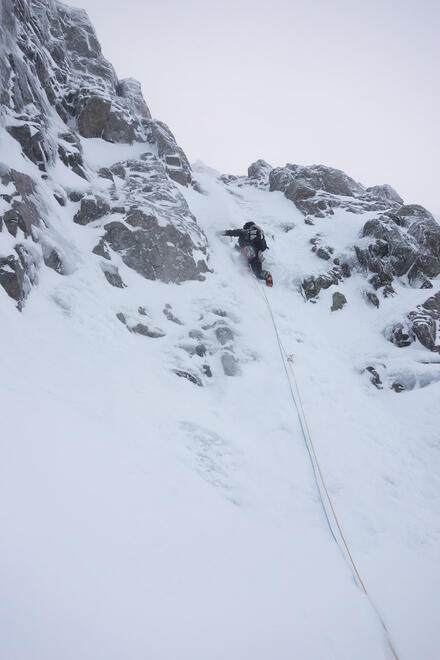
(219, 221, 273, 286)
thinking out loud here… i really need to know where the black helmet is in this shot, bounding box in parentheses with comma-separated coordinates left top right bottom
(243, 221, 255, 230)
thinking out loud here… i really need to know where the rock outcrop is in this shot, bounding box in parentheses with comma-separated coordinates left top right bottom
(0, 0, 193, 185)
(387, 292, 440, 353)
(0, 0, 209, 307)
(91, 153, 209, 283)
(356, 205, 440, 291)
(269, 163, 404, 218)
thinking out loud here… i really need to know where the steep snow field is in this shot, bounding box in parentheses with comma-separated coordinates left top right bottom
(1, 154, 440, 660)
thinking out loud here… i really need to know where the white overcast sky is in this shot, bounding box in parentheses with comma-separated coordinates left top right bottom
(68, 0, 440, 214)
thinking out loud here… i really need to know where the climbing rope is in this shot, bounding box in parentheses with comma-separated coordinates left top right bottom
(252, 278, 399, 660)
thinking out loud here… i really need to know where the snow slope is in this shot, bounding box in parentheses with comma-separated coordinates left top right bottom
(1, 155, 440, 660)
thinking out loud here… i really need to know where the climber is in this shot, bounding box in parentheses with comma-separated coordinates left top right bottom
(218, 221, 273, 287)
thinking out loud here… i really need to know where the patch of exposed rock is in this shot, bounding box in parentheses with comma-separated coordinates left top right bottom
(386, 291, 440, 353)
(91, 153, 209, 283)
(269, 163, 404, 218)
(0, 0, 193, 186)
(116, 311, 165, 338)
(331, 291, 347, 311)
(302, 262, 350, 300)
(356, 205, 440, 291)
(0, 168, 44, 307)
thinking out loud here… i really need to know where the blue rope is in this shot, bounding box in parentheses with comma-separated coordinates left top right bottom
(258, 284, 338, 544)
(257, 283, 399, 659)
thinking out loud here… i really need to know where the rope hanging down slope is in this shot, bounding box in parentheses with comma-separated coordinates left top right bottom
(253, 280, 399, 660)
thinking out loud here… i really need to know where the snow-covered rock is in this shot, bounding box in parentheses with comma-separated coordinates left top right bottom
(0, 0, 208, 308)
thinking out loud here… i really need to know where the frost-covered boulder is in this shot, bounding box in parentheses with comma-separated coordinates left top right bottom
(77, 97, 111, 138)
(269, 163, 404, 218)
(386, 292, 440, 353)
(91, 154, 209, 283)
(0, 167, 46, 306)
(366, 184, 403, 205)
(355, 205, 440, 290)
(73, 196, 111, 226)
(248, 159, 272, 182)
(302, 263, 350, 300)
(270, 163, 365, 216)
(150, 121, 192, 186)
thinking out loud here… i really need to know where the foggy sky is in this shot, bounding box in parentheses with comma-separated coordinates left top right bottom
(68, 0, 440, 215)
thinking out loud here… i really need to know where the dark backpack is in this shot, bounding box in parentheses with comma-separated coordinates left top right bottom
(247, 224, 268, 252)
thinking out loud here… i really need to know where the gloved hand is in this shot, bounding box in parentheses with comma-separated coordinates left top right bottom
(215, 230, 227, 236)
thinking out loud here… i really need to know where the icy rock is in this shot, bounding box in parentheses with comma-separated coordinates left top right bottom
(174, 370, 203, 386)
(384, 322, 414, 348)
(73, 197, 110, 225)
(163, 305, 184, 325)
(248, 159, 272, 179)
(270, 163, 366, 216)
(1, 0, 192, 179)
(101, 264, 125, 288)
(77, 97, 111, 138)
(118, 78, 151, 120)
(408, 313, 437, 351)
(101, 217, 207, 283)
(58, 132, 86, 178)
(356, 205, 440, 288)
(386, 293, 440, 353)
(93, 155, 209, 283)
(221, 352, 241, 377)
(102, 108, 138, 144)
(188, 329, 204, 339)
(68, 191, 85, 203)
(331, 292, 347, 311)
(215, 325, 234, 345)
(212, 308, 228, 318)
(0, 244, 38, 309)
(364, 291, 380, 308)
(54, 194, 66, 207)
(115, 312, 165, 337)
(98, 168, 114, 181)
(269, 163, 406, 218)
(310, 236, 334, 261)
(0, 255, 25, 303)
(302, 265, 348, 300)
(150, 122, 192, 186)
(92, 240, 111, 260)
(3, 210, 22, 237)
(247, 159, 272, 186)
(43, 248, 65, 275)
(404, 292, 440, 352)
(6, 124, 54, 171)
(131, 324, 165, 338)
(366, 366, 383, 389)
(1, 170, 41, 237)
(398, 205, 440, 278)
(195, 344, 207, 357)
(366, 184, 403, 205)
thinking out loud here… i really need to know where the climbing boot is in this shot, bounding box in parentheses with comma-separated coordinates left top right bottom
(265, 272, 273, 287)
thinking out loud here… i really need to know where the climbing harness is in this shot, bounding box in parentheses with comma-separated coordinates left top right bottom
(253, 279, 400, 660)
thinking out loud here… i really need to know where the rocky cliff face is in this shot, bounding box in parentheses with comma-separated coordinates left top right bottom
(0, 0, 208, 310)
(1, 0, 439, 391)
